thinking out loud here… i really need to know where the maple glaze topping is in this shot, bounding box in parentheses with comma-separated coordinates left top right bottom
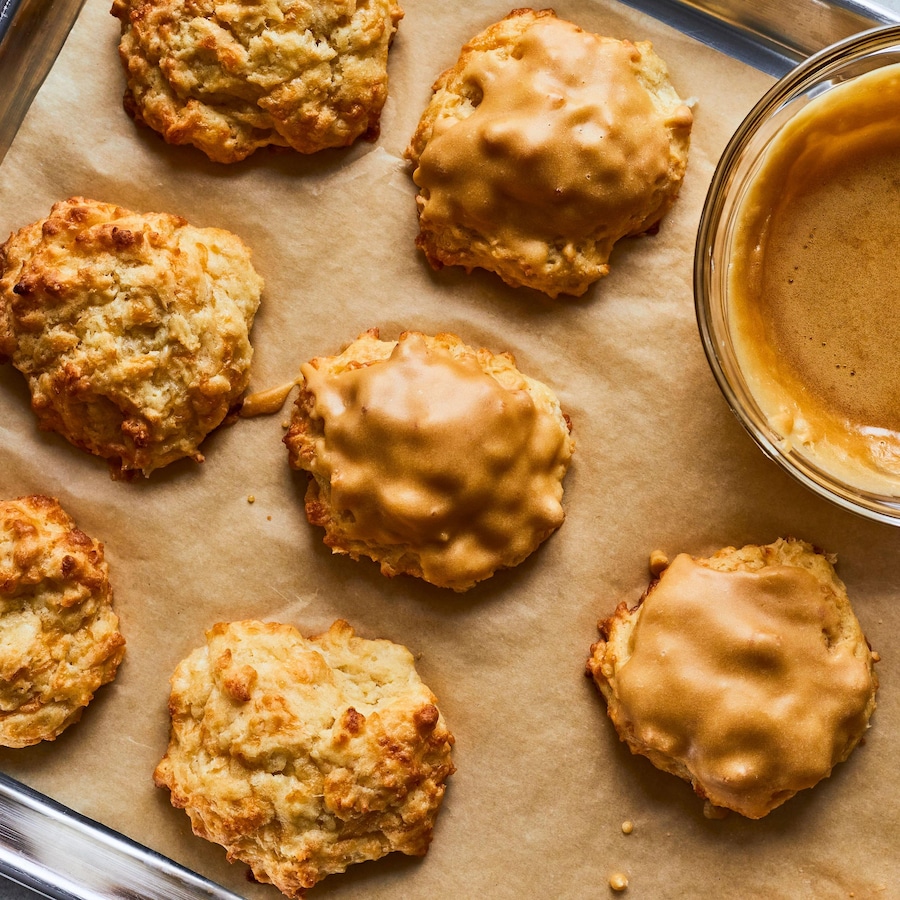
(615, 554, 875, 818)
(413, 15, 688, 267)
(729, 63, 900, 492)
(240, 379, 299, 418)
(301, 333, 571, 587)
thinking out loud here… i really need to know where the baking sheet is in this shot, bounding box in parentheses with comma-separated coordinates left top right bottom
(0, 0, 87, 163)
(0, 0, 899, 898)
(623, 0, 897, 74)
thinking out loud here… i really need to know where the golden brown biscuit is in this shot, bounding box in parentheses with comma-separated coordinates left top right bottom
(0, 197, 263, 478)
(406, 8, 693, 298)
(111, 0, 404, 163)
(587, 539, 878, 819)
(283, 329, 574, 591)
(154, 619, 454, 897)
(0, 495, 125, 748)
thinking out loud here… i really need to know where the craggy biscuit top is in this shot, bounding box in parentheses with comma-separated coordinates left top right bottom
(154, 619, 454, 897)
(406, 9, 693, 297)
(592, 544, 877, 819)
(112, 0, 404, 162)
(0, 197, 262, 477)
(0, 495, 125, 747)
(286, 330, 574, 590)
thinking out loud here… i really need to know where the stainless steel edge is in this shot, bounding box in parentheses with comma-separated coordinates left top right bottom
(0, 0, 88, 164)
(0, 773, 247, 900)
(619, 0, 899, 75)
(0, 0, 25, 38)
(0, 0, 898, 168)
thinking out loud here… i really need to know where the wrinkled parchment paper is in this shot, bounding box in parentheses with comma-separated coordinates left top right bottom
(1, 2, 898, 897)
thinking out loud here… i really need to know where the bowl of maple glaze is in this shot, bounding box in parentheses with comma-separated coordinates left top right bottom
(695, 25, 900, 524)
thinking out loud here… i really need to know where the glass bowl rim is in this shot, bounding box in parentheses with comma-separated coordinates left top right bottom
(694, 23, 900, 525)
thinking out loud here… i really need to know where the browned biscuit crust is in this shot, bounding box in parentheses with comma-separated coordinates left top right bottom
(154, 619, 454, 897)
(0, 495, 125, 747)
(283, 328, 574, 591)
(111, 0, 403, 163)
(406, 8, 693, 298)
(587, 539, 878, 819)
(0, 197, 263, 478)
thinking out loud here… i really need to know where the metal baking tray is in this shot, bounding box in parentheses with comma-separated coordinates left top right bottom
(0, 0, 896, 897)
(1, 0, 896, 165)
(0, 772, 244, 900)
(621, 0, 897, 73)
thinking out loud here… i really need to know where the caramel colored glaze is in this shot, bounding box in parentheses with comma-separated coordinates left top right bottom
(615, 554, 875, 819)
(240, 379, 299, 417)
(413, 16, 685, 270)
(301, 333, 570, 588)
(729, 63, 900, 492)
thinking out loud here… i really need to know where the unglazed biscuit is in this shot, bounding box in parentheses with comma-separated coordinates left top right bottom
(111, 0, 404, 163)
(283, 329, 574, 591)
(154, 619, 454, 897)
(406, 8, 693, 298)
(587, 539, 878, 819)
(0, 197, 263, 478)
(0, 495, 125, 748)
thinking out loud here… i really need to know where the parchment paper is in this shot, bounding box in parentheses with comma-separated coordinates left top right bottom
(0, 2, 897, 898)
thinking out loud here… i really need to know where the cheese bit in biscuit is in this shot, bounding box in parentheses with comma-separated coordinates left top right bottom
(283, 329, 574, 591)
(0, 197, 263, 478)
(587, 538, 878, 819)
(154, 619, 455, 898)
(406, 8, 693, 298)
(0, 496, 125, 748)
(111, 0, 404, 163)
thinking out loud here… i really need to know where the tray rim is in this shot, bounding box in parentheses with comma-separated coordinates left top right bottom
(621, 0, 898, 74)
(0, 0, 898, 897)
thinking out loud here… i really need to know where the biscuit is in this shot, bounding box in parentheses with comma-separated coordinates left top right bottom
(283, 329, 574, 591)
(154, 619, 455, 897)
(0, 495, 125, 748)
(405, 8, 693, 298)
(0, 197, 263, 478)
(587, 539, 878, 819)
(111, 0, 404, 163)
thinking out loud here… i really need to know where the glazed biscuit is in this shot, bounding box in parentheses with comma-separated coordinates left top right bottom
(587, 539, 878, 819)
(406, 8, 693, 298)
(154, 619, 455, 897)
(0, 197, 262, 478)
(0, 495, 125, 748)
(111, 0, 404, 163)
(283, 329, 574, 591)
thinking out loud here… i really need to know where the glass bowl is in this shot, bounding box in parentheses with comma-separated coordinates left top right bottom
(695, 24, 900, 525)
